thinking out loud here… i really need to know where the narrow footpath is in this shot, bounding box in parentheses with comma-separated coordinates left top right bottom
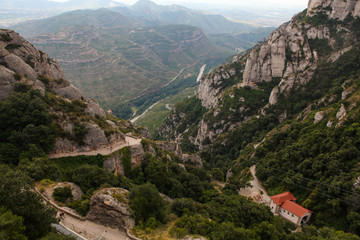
(239, 165, 271, 204)
(58, 213, 129, 240)
(36, 187, 132, 240)
(48, 136, 142, 159)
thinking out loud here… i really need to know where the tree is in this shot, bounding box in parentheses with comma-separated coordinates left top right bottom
(0, 165, 56, 240)
(0, 88, 54, 152)
(211, 168, 224, 181)
(53, 187, 73, 203)
(18, 153, 61, 181)
(129, 183, 168, 224)
(212, 222, 251, 240)
(0, 207, 27, 240)
(71, 165, 112, 194)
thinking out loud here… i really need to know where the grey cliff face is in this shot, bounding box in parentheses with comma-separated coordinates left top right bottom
(197, 67, 237, 109)
(161, 0, 360, 148)
(0, 29, 131, 155)
(308, 0, 360, 20)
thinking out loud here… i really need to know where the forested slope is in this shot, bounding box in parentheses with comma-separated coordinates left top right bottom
(158, 0, 360, 235)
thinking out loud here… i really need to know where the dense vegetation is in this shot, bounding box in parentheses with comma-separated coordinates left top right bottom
(150, 8, 360, 240)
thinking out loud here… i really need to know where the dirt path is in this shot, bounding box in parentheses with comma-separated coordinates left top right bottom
(36, 187, 131, 240)
(239, 165, 271, 204)
(48, 136, 142, 159)
(59, 213, 129, 240)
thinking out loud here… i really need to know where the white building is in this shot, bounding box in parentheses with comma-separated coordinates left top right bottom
(270, 192, 312, 226)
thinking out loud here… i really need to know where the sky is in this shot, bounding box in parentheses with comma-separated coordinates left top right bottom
(52, 0, 309, 9)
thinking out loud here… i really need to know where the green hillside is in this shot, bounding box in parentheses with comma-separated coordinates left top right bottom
(12, 9, 237, 119)
(112, 0, 256, 34)
(158, 1, 360, 236)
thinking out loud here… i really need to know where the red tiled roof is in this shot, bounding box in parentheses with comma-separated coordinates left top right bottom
(281, 200, 312, 217)
(271, 192, 296, 205)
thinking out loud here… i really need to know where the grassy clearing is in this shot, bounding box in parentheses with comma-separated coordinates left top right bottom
(136, 86, 197, 135)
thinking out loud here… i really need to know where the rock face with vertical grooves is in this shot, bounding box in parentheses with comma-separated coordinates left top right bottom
(159, 0, 360, 149)
(0, 29, 140, 155)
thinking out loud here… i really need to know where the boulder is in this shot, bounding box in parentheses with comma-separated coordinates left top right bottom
(86, 99, 106, 118)
(336, 104, 347, 120)
(181, 154, 203, 168)
(87, 188, 134, 230)
(83, 123, 109, 148)
(129, 144, 145, 168)
(314, 111, 325, 124)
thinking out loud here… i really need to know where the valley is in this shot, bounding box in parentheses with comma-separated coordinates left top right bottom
(11, 1, 274, 122)
(1, 0, 360, 240)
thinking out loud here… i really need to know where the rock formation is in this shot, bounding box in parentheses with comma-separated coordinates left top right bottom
(87, 188, 135, 230)
(42, 182, 83, 202)
(0, 29, 138, 156)
(159, 0, 360, 149)
(307, 0, 360, 20)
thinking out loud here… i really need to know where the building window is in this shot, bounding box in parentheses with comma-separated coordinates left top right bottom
(283, 210, 286, 212)
(272, 206, 274, 209)
(292, 214, 294, 217)
(288, 212, 290, 215)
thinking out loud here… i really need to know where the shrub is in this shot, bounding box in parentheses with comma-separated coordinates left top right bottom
(67, 196, 90, 216)
(13, 73, 22, 80)
(129, 183, 168, 224)
(171, 198, 197, 217)
(53, 186, 72, 203)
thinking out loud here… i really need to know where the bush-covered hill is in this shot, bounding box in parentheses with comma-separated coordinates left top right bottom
(158, 0, 360, 235)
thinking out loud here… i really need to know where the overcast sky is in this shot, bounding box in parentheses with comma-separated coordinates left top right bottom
(52, 0, 309, 9)
(135, 0, 306, 8)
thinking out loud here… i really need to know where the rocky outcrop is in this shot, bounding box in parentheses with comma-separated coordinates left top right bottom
(0, 66, 16, 100)
(0, 29, 64, 80)
(314, 111, 325, 124)
(181, 154, 203, 168)
(157, 141, 177, 152)
(197, 66, 237, 109)
(103, 153, 125, 176)
(0, 29, 136, 156)
(129, 144, 145, 167)
(160, 0, 360, 149)
(336, 104, 347, 120)
(51, 129, 126, 155)
(86, 99, 106, 118)
(307, 0, 360, 20)
(42, 182, 83, 202)
(83, 123, 108, 147)
(87, 188, 134, 230)
(52, 84, 83, 101)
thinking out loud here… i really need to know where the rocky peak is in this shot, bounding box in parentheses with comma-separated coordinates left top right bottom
(0, 29, 64, 81)
(307, 0, 360, 20)
(0, 29, 140, 156)
(161, 0, 360, 149)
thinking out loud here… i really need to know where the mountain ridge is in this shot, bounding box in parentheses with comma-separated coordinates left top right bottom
(111, 0, 255, 34)
(157, 0, 360, 232)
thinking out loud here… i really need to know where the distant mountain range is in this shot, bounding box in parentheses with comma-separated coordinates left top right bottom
(12, 8, 237, 118)
(111, 0, 255, 34)
(1, 0, 125, 10)
(10, 1, 273, 119)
